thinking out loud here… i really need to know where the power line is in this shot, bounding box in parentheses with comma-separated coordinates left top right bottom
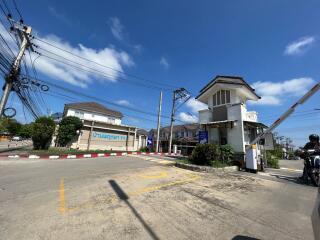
(11, 0, 23, 22)
(41, 90, 171, 125)
(23, 75, 187, 124)
(33, 36, 179, 89)
(36, 51, 173, 91)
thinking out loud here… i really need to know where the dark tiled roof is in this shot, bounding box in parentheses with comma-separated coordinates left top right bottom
(137, 129, 148, 136)
(150, 123, 199, 134)
(64, 102, 123, 118)
(196, 75, 260, 99)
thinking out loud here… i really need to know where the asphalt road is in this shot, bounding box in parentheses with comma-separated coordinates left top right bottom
(0, 156, 318, 240)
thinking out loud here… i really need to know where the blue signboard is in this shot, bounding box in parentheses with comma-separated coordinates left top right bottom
(92, 132, 127, 141)
(198, 131, 208, 144)
(147, 137, 153, 147)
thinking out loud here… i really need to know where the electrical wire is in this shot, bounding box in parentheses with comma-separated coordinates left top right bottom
(33, 36, 179, 89)
(11, 0, 23, 21)
(22, 75, 188, 124)
(36, 50, 173, 92)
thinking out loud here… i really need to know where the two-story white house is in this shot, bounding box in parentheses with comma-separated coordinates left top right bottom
(196, 75, 267, 156)
(59, 102, 147, 151)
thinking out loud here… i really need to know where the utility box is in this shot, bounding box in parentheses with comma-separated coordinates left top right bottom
(173, 145, 178, 154)
(246, 144, 259, 173)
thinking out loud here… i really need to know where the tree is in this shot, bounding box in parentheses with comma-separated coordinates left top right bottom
(0, 118, 21, 135)
(18, 124, 33, 138)
(31, 117, 55, 150)
(56, 116, 83, 147)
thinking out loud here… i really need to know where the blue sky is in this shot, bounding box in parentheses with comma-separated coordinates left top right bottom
(1, 0, 320, 147)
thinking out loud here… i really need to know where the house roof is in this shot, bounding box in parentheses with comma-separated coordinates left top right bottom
(150, 123, 199, 134)
(137, 129, 148, 136)
(64, 102, 123, 118)
(196, 75, 261, 100)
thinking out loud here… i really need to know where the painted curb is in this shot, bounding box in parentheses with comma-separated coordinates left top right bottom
(175, 162, 239, 173)
(1, 151, 181, 160)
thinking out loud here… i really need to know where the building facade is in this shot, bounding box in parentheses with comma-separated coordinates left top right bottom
(150, 123, 200, 154)
(196, 75, 267, 154)
(62, 102, 147, 151)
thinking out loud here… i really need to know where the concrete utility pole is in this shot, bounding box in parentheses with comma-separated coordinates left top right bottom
(168, 88, 190, 154)
(0, 24, 32, 117)
(155, 91, 162, 152)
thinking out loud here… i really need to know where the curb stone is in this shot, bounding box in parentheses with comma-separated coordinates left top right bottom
(1, 151, 181, 160)
(175, 162, 239, 173)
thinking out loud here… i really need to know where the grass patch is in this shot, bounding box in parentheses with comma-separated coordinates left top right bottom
(29, 147, 125, 155)
(175, 158, 190, 164)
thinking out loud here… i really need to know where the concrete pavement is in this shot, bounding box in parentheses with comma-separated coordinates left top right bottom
(0, 156, 317, 240)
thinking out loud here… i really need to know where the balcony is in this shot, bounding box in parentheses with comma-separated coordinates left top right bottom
(199, 109, 212, 124)
(245, 111, 258, 122)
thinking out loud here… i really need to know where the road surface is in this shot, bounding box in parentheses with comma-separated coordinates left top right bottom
(0, 156, 317, 240)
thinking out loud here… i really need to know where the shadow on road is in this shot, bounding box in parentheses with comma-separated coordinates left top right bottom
(269, 173, 316, 188)
(231, 235, 260, 240)
(109, 180, 160, 240)
(269, 173, 301, 184)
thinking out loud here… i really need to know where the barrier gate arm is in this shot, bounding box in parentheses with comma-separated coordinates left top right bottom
(245, 82, 320, 172)
(249, 82, 320, 147)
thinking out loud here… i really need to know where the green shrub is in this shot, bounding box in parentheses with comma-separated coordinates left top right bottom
(220, 144, 234, 164)
(139, 146, 149, 152)
(268, 157, 279, 169)
(31, 117, 55, 150)
(266, 150, 280, 168)
(189, 144, 221, 166)
(57, 116, 83, 147)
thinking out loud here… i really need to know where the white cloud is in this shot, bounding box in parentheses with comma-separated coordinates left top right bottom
(48, 6, 71, 26)
(0, 23, 134, 88)
(160, 57, 169, 70)
(178, 112, 198, 123)
(115, 99, 131, 106)
(251, 77, 315, 105)
(185, 98, 207, 113)
(284, 36, 315, 55)
(177, 98, 207, 123)
(109, 17, 124, 41)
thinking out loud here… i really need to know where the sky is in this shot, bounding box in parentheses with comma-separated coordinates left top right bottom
(0, 0, 319, 147)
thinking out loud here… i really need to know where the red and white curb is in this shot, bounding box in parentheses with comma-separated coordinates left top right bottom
(2, 151, 179, 160)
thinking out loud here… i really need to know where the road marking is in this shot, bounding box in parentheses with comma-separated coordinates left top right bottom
(280, 167, 303, 173)
(138, 171, 168, 179)
(59, 178, 66, 214)
(129, 174, 200, 197)
(60, 172, 200, 213)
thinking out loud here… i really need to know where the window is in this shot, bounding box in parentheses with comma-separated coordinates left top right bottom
(221, 90, 226, 104)
(74, 111, 84, 119)
(212, 90, 231, 107)
(107, 117, 115, 124)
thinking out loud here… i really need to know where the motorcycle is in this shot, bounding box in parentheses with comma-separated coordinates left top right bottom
(301, 149, 320, 187)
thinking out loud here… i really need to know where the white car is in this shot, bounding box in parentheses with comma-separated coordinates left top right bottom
(312, 187, 320, 240)
(12, 136, 22, 141)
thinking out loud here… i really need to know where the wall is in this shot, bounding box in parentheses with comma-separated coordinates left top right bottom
(227, 104, 245, 153)
(66, 109, 122, 125)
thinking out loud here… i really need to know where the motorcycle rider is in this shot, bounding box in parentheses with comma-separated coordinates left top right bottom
(299, 134, 320, 180)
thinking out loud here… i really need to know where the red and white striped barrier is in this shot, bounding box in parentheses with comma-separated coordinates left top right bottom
(1, 151, 180, 160)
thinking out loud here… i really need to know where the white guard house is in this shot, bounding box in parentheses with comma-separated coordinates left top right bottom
(196, 75, 267, 161)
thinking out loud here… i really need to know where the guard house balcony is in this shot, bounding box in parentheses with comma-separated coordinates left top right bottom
(244, 111, 258, 122)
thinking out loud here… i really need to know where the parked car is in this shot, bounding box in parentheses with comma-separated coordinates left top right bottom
(12, 136, 22, 141)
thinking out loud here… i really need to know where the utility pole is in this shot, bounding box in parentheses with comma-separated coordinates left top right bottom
(0, 23, 32, 117)
(168, 88, 190, 154)
(155, 91, 162, 152)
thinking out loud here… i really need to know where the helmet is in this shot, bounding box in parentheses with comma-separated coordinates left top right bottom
(309, 134, 319, 142)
